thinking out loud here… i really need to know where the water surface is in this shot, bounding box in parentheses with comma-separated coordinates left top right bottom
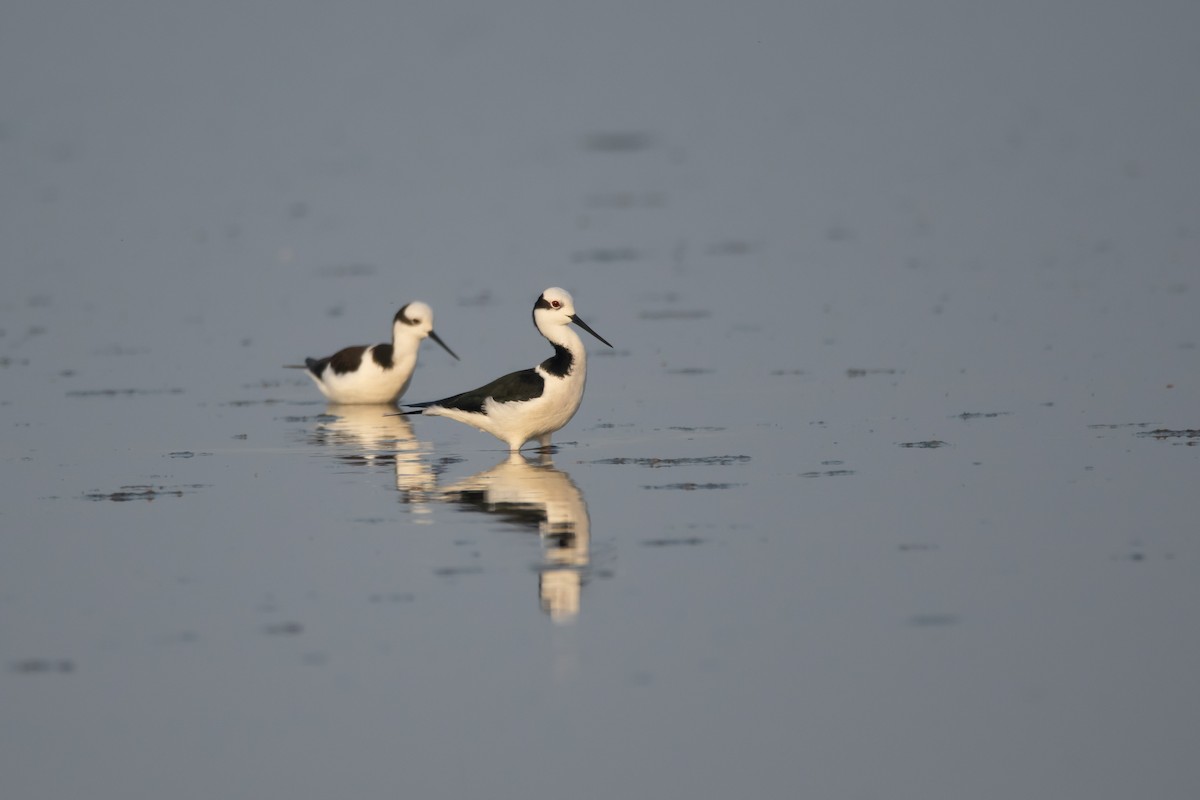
(3, 2, 1199, 799)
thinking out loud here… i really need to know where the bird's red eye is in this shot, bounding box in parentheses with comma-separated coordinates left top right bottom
(551, 300, 561, 308)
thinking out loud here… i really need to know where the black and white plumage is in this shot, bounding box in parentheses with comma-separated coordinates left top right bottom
(401, 287, 612, 451)
(292, 301, 458, 405)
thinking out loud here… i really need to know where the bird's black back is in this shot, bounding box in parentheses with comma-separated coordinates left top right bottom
(408, 368, 545, 414)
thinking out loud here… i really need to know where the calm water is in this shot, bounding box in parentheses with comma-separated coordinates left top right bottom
(3, 2, 1199, 799)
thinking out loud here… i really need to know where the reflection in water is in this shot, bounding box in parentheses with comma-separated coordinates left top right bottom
(307, 411, 591, 620)
(309, 404, 436, 514)
(437, 454, 591, 623)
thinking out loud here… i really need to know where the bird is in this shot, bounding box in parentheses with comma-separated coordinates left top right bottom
(399, 287, 611, 451)
(288, 301, 458, 404)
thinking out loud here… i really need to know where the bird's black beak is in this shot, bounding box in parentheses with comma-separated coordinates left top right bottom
(429, 330, 460, 360)
(570, 315, 613, 348)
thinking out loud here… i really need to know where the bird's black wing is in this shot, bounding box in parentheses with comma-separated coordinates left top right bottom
(407, 368, 545, 414)
(310, 345, 371, 377)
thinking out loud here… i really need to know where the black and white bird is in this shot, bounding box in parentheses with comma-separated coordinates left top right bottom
(400, 288, 611, 451)
(292, 302, 458, 405)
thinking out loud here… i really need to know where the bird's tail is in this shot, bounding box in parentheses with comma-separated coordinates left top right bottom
(284, 358, 322, 375)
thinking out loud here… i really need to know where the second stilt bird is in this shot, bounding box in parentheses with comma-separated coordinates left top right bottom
(295, 301, 458, 404)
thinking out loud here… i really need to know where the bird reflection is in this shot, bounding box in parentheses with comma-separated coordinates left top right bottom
(308, 404, 436, 510)
(436, 453, 591, 623)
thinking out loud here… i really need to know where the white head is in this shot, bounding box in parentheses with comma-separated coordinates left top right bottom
(394, 301, 459, 359)
(533, 287, 613, 347)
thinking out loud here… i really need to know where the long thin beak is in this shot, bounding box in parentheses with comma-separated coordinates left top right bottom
(570, 314, 613, 348)
(429, 330, 460, 360)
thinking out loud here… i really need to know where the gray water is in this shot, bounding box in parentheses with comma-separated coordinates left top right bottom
(3, 2, 1199, 798)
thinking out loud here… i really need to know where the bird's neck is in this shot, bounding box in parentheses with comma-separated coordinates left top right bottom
(540, 325, 585, 377)
(544, 324, 584, 359)
(390, 323, 421, 356)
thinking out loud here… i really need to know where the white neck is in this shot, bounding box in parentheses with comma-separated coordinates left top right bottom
(541, 321, 586, 361)
(391, 321, 423, 355)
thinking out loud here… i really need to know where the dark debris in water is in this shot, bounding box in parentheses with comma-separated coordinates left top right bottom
(898, 440, 949, 449)
(1088, 422, 1155, 430)
(591, 455, 751, 467)
(955, 411, 1011, 420)
(664, 426, 725, 432)
(800, 469, 856, 478)
(665, 367, 714, 375)
(83, 484, 207, 502)
(846, 368, 899, 378)
(643, 482, 745, 490)
(1134, 428, 1200, 440)
(67, 388, 184, 397)
(432, 455, 466, 477)
(642, 537, 706, 547)
(10, 658, 75, 674)
(225, 398, 286, 407)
